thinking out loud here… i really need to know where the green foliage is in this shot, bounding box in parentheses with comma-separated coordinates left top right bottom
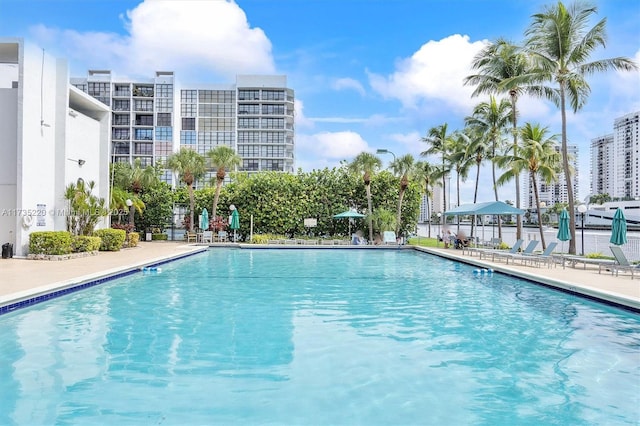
(64, 179, 108, 236)
(408, 237, 439, 247)
(497, 242, 511, 250)
(152, 233, 168, 241)
(585, 252, 610, 259)
(249, 234, 281, 244)
(93, 228, 127, 251)
(126, 232, 140, 247)
(135, 182, 175, 231)
(72, 236, 102, 253)
(29, 231, 73, 255)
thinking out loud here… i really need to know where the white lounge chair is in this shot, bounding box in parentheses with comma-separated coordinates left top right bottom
(201, 230, 213, 243)
(492, 240, 539, 264)
(514, 242, 558, 268)
(383, 231, 397, 245)
(604, 246, 637, 279)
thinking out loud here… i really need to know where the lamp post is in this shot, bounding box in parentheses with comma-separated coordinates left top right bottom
(126, 198, 134, 227)
(376, 148, 396, 164)
(577, 204, 587, 255)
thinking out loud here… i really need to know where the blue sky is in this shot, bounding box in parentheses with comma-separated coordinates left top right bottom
(2, 0, 639, 204)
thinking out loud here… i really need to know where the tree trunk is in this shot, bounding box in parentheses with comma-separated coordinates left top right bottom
(560, 83, 576, 254)
(532, 172, 546, 250)
(511, 92, 522, 241)
(366, 183, 374, 242)
(212, 178, 223, 220)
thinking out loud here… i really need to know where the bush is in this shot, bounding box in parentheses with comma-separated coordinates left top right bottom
(93, 228, 126, 251)
(29, 231, 72, 255)
(72, 236, 102, 253)
(126, 232, 140, 247)
(152, 233, 168, 241)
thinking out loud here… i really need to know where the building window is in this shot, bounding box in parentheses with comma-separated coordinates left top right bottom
(156, 99, 173, 113)
(156, 83, 173, 98)
(181, 131, 196, 145)
(112, 128, 130, 140)
(135, 129, 153, 140)
(262, 104, 285, 115)
(134, 142, 153, 155)
(262, 90, 285, 101)
(181, 90, 197, 103)
(238, 90, 260, 100)
(239, 118, 259, 129)
(239, 104, 260, 115)
(134, 100, 154, 111)
(263, 132, 284, 144)
(113, 100, 130, 111)
(182, 118, 196, 131)
(238, 145, 259, 156)
(181, 103, 197, 116)
(157, 113, 171, 126)
(262, 118, 284, 129)
(155, 127, 172, 141)
(242, 159, 259, 171)
(262, 159, 284, 171)
(135, 114, 154, 126)
(238, 131, 260, 143)
(112, 114, 130, 126)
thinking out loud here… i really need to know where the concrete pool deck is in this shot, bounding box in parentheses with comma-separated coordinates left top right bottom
(0, 242, 638, 312)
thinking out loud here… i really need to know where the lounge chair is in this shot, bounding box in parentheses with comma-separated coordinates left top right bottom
(201, 230, 213, 243)
(185, 231, 198, 243)
(476, 239, 524, 260)
(514, 242, 558, 268)
(604, 246, 637, 279)
(383, 231, 397, 245)
(217, 231, 228, 242)
(491, 240, 539, 264)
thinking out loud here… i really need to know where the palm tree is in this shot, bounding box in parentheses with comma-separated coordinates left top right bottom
(464, 126, 491, 237)
(523, 1, 638, 254)
(465, 38, 532, 242)
(207, 145, 242, 220)
(390, 154, 415, 237)
(167, 148, 206, 232)
(421, 124, 453, 229)
(349, 152, 382, 241)
(114, 158, 158, 227)
(464, 97, 512, 238)
(496, 123, 561, 249)
(447, 131, 473, 233)
(414, 160, 440, 238)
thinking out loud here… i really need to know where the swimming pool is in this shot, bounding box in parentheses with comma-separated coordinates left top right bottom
(1, 248, 638, 425)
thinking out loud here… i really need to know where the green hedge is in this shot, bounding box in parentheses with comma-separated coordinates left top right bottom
(152, 233, 168, 241)
(126, 232, 140, 247)
(29, 231, 72, 255)
(72, 236, 102, 253)
(93, 228, 126, 251)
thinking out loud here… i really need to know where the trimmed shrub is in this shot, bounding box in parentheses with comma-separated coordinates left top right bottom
(126, 232, 140, 247)
(29, 231, 72, 255)
(72, 236, 102, 253)
(152, 233, 168, 241)
(94, 228, 126, 251)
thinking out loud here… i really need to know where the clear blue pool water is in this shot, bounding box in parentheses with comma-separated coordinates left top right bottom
(0, 248, 639, 425)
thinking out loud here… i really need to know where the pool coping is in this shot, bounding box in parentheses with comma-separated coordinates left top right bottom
(0, 246, 207, 315)
(417, 246, 640, 313)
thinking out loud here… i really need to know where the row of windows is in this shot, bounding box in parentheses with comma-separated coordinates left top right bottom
(237, 145, 285, 157)
(238, 89, 285, 101)
(181, 90, 235, 103)
(237, 132, 285, 144)
(181, 118, 236, 131)
(156, 84, 173, 98)
(112, 113, 172, 126)
(238, 118, 284, 129)
(180, 131, 234, 145)
(238, 104, 285, 115)
(240, 159, 285, 171)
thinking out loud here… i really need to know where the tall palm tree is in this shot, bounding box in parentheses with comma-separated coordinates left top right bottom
(421, 124, 453, 229)
(349, 152, 382, 241)
(465, 38, 532, 242)
(414, 160, 440, 238)
(523, 1, 637, 254)
(496, 123, 561, 249)
(207, 145, 242, 220)
(390, 154, 415, 237)
(464, 97, 512, 238)
(167, 148, 207, 232)
(464, 126, 491, 237)
(450, 132, 474, 228)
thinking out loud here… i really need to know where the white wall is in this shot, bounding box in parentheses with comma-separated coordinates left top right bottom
(0, 87, 18, 248)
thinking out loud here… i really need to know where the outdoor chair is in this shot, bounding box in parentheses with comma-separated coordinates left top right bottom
(201, 230, 213, 243)
(217, 231, 228, 242)
(383, 231, 397, 245)
(514, 242, 558, 268)
(603, 246, 637, 279)
(491, 240, 539, 264)
(185, 232, 198, 243)
(476, 239, 524, 260)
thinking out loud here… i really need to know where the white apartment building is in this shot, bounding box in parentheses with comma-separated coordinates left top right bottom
(0, 38, 110, 256)
(179, 75, 295, 186)
(590, 134, 615, 197)
(72, 72, 295, 187)
(590, 111, 640, 199)
(71, 70, 177, 183)
(523, 144, 579, 208)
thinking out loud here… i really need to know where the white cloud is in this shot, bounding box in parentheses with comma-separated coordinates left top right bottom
(332, 77, 365, 96)
(30, 0, 275, 81)
(367, 34, 488, 113)
(294, 99, 315, 129)
(296, 131, 371, 170)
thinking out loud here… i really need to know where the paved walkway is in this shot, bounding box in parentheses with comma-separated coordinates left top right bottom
(0, 242, 638, 312)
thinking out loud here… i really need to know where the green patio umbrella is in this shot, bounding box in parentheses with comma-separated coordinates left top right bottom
(333, 210, 365, 236)
(610, 208, 627, 246)
(199, 208, 209, 231)
(230, 206, 240, 242)
(556, 209, 570, 252)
